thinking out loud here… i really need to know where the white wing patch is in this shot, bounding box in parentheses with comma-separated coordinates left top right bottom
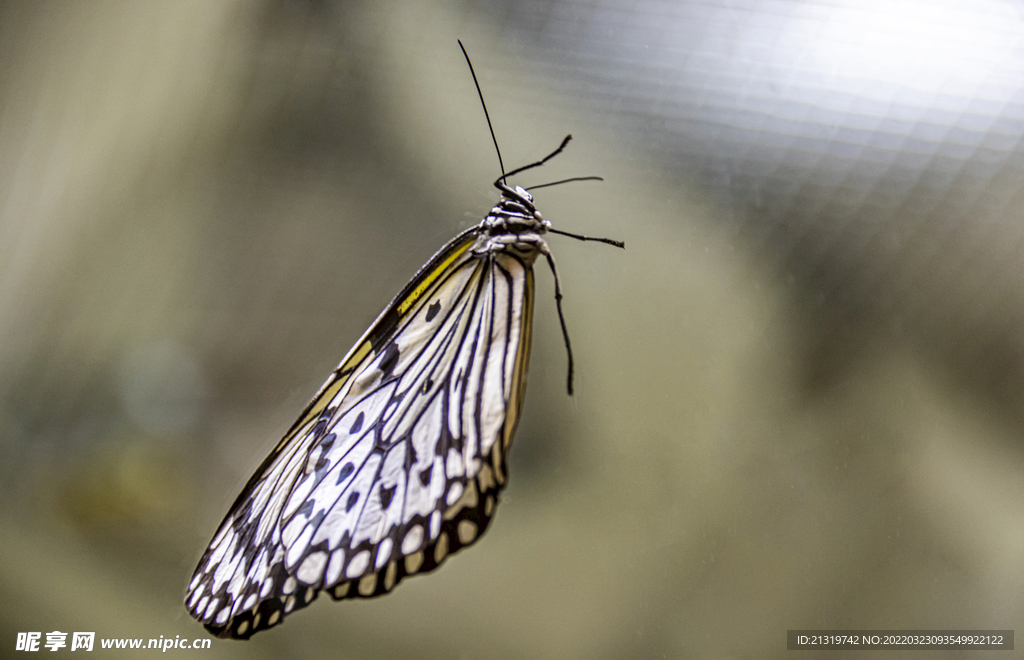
(185, 247, 536, 638)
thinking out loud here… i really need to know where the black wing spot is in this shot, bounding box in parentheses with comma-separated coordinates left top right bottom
(379, 484, 396, 509)
(421, 377, 433, 394)
(379, 343, 400, 379)
(296, 499, 314, 518)
(346, 491, 359, 512)
(419, 466, 432, 486)
(337, 462, 355, 484)
(426, 300, 441, 322)
(350, 412, 364, 434)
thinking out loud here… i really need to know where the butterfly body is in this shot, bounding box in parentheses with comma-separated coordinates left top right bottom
(186, 182, 552, 639)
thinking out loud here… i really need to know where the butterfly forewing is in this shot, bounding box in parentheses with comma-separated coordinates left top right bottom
(186, 225, 540, 638)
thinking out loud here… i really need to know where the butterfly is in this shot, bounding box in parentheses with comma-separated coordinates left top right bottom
(184, 41, 624, 639)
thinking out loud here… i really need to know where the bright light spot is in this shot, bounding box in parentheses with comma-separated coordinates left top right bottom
(801, 0, 1023, 97)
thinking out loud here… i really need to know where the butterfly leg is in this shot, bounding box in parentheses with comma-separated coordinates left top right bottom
(536, 239, 575, 395)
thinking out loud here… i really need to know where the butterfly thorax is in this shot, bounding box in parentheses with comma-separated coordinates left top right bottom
(473, 183, 551, 261)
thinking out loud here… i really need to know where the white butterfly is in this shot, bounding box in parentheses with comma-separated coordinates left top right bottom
(185, 44, 623, 640)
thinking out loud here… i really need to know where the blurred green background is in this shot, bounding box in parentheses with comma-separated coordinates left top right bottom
(1, 1, 1022, 658)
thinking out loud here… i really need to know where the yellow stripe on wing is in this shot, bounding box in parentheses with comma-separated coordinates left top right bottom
(397, 238, 475, 316)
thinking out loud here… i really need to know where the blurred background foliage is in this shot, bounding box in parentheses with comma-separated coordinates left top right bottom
(1, 0, 1022, 658)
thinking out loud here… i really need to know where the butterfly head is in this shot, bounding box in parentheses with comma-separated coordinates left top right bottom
(485, 180, 551, 236)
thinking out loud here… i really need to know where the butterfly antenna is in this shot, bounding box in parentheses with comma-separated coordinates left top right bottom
(457, 43, 623, 394)
(501, 134, 574, 182)
(458, 40, 506, 180)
